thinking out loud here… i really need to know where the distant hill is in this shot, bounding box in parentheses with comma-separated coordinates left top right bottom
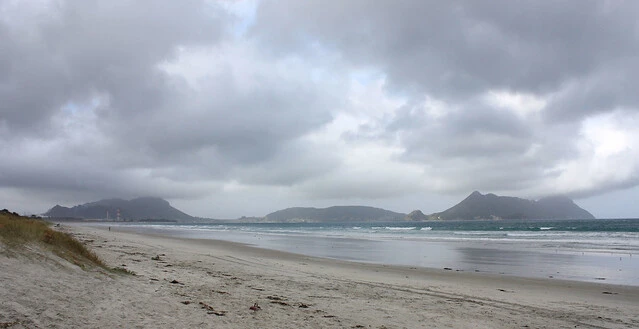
(431, 191, 595, 220)
(264, 206, 405, 222)
(44, 197, 195, 222)
(405, 210, 428, 221)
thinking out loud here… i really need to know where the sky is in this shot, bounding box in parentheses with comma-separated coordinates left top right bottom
(1, 0, 639, 219)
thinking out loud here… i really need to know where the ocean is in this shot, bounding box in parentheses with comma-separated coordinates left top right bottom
(110, 218, 639, 286)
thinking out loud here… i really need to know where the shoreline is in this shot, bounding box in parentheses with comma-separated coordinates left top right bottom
(116, 226, 639, 290)
(2, 224, 638, 328)
(98, 224, 639, 290)
(97, 222, 639, 286)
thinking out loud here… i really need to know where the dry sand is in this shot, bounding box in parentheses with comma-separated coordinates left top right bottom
(1, 224, 638, 329)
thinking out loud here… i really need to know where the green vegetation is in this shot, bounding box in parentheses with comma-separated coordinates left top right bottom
(0, 209, 104, 269)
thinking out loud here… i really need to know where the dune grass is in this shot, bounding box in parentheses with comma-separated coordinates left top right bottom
(0, 210, 105, 269)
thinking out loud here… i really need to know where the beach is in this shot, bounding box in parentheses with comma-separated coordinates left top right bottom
(2, 225, 638, 329)
(110, 220, 639, 286)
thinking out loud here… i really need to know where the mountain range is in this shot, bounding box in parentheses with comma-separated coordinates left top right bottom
(430, 191, 595, 220)
(44, 197, 194, 222)
(44, 191, 595, 222)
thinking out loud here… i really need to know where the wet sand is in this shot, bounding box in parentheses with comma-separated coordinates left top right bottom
(114, 223, 639, 286)
(1, 225, 638, 328)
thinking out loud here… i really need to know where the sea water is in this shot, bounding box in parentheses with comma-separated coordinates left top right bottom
(112, 218, 639, 286)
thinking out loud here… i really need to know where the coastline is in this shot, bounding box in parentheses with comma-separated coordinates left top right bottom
(101, 221, 639, 286)
(2, 224, 638, 328)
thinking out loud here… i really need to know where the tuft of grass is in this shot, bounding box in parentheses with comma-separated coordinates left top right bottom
(111, 266, 136, 275)
(0, 210, 104, 269)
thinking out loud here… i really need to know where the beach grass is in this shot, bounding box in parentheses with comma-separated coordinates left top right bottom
(0, 210, 105, 269)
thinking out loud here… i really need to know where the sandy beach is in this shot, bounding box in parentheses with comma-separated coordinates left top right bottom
(2, 225, 638, 329)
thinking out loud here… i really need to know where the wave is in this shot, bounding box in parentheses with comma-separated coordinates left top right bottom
(453, 231, 507, 236)
(371, 226, 417, 231)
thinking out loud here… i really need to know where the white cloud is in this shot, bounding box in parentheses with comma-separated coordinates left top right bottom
(485, 90, 547, 118)
(546, 111, 639, 196)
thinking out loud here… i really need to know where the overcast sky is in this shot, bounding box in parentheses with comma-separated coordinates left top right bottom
(2, 0, 639, 219)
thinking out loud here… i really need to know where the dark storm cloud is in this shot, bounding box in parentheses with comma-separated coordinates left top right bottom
(372, 99, 559, 193)
(3, 0, 639, 216)
(253, 0, 639, 116)
(0, 0, 337, 204)
(133, 68, 333, 166)
(0, 0, 227, 200)
(251, 0, 639, 198)
(1, 0, 223, 131)
(386, 101, 533, 159)
(545, 61, 639, 122)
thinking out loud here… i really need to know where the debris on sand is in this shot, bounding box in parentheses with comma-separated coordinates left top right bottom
(266, 295, 285, 301)
(199, 302, 227, 316)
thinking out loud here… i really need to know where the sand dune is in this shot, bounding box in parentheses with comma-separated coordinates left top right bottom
(1, 225, 638, 328)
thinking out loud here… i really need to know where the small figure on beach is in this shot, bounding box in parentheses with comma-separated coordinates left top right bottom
(108, 226, 111, 231)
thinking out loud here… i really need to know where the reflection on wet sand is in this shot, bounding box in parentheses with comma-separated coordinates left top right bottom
(117, 225, 639, 285)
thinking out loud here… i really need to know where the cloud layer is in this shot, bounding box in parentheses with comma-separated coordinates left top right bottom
(1, 0, 638, 217)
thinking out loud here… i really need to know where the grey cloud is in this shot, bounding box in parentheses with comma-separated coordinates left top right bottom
(1, 0, 228, 199)
(352, 95, 585, 194)
(297, 171, 424, 200)
(567, 177, 639, 200)
(136, 69, 333, 166)
(253, 1, 639, 111)
(545, 60, 639, 122)
(251, 0, 639, 199)
(387, 101, 534, 160)
(1, 0, 224, 131)
(0, 138, 217, 203)
(233, 139, 340, 186)
(3, 0, 639, 217)
(0, 0, 339, 204)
